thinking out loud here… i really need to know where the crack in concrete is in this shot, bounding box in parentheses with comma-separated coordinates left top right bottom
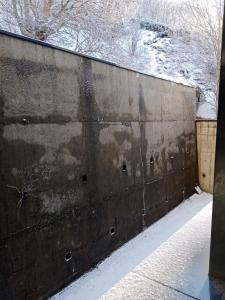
(132, 271, 200, 300)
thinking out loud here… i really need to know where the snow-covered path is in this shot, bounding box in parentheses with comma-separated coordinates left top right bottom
(51, 193, 224, 300)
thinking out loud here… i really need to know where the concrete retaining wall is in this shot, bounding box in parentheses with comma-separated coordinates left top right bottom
(0, 30, 198, 300)
(196, 120, 217, 193)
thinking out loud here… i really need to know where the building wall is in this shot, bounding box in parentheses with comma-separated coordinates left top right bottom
(196, 120, 217, 194)
(209, 5, 225, 279)
(0, 31, 198, 300)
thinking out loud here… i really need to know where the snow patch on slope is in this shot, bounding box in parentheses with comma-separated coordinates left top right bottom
(104, 28, 217, 120)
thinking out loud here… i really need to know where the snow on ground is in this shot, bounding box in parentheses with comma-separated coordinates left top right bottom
(51, 193, 212, 300)
(101, 195, 214, 300)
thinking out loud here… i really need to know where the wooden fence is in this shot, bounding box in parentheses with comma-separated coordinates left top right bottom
(196, 120, 217, 194)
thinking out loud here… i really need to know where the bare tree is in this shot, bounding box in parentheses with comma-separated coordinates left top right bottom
(0, 0, 140, 56)
(0, 0, 84, 40)
(182, 0, 223, 62)
(140, 0, 181, 29)
(180, 0, 224, 113)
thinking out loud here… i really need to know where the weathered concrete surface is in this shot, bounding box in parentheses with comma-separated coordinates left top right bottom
(0, 31, 198, 300)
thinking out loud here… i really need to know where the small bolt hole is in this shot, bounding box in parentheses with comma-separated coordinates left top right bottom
(122, 163, 127, 172)
(18, 191, 28, 201)
(21, 118, 29, 125)
(110, 226, 116, 236)
(150, 156, 154, 164)
(202, 173, 206, 178)
(65, 252, 72, 262)
(81, 175, 87, 182)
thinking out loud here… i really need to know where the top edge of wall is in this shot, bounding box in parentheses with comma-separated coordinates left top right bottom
(0, 29, 196, 90)
(196, 119, 217, 122)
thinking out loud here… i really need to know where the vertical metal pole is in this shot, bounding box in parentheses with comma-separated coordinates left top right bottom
(210, 4, 225, 279)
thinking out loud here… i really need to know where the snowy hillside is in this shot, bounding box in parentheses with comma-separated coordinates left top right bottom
(96, 26, 217, 120)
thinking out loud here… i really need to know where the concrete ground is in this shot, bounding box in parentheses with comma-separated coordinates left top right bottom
(52, 193, 225, 300)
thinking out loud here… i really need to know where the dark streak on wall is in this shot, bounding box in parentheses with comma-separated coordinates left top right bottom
(0, 31, 198, 300)
(138, 84, 148, 228)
